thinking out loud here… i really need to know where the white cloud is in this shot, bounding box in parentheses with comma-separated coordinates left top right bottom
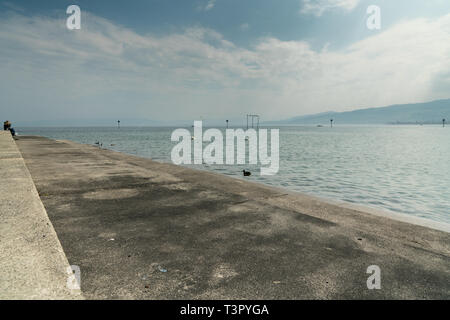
(200, 0, 216, 12)
(301, 0, 360, 16)
(0, 11, 449, 122)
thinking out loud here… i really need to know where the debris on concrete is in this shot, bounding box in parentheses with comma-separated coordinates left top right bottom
(158, 266, 167, 273)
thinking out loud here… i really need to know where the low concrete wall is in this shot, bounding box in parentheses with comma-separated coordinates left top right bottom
(0, 131, 82, 299)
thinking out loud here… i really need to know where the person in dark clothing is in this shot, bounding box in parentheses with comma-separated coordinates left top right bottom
(3, 121, 16, 136)
(3, 121, 11, 131)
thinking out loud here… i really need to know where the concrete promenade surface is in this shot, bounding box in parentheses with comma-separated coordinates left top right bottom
(7, 135, 450, 299)
(0, 132, 82, 299)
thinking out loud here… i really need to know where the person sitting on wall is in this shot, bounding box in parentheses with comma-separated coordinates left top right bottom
(3, 121, 16, 137)
(3, 120, 11, 131)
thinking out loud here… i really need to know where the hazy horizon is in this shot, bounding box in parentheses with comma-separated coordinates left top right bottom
(12, 97, 450, 127)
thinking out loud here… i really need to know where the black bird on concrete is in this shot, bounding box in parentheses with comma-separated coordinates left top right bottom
(242, 170, 251, 176)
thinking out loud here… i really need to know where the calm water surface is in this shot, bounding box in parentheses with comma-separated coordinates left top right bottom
(17, 126, 450, 224)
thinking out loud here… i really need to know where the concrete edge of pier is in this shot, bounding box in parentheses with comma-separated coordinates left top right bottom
(0, 131, 83, 299)
(230, 177, 450, 234)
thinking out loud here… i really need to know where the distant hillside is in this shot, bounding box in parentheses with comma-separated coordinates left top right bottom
(269, 99, 450, 125)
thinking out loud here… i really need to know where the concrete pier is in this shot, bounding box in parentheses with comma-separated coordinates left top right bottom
(4, 135, 450, 299)
(0, 132, 82, 299)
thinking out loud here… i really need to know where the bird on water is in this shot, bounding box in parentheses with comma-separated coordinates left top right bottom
(242, 170, 251, 176)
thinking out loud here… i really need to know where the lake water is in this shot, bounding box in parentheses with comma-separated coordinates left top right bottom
(17, 125, 450, 224)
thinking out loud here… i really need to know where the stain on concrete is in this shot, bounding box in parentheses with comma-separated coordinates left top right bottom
(83, 189, 140, 200)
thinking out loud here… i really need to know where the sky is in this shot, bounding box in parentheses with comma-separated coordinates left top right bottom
(1, 0, 449, 125)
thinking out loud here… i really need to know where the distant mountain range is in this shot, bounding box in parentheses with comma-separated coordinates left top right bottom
(14, 98, 449, 127)
(267, 99, 450, 125)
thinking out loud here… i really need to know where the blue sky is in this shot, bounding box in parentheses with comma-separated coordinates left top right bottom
(1, 0, 450, 125)
(6, 0, 448, 48)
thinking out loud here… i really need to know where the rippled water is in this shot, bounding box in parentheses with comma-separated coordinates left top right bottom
(17, 125, 450, 224)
